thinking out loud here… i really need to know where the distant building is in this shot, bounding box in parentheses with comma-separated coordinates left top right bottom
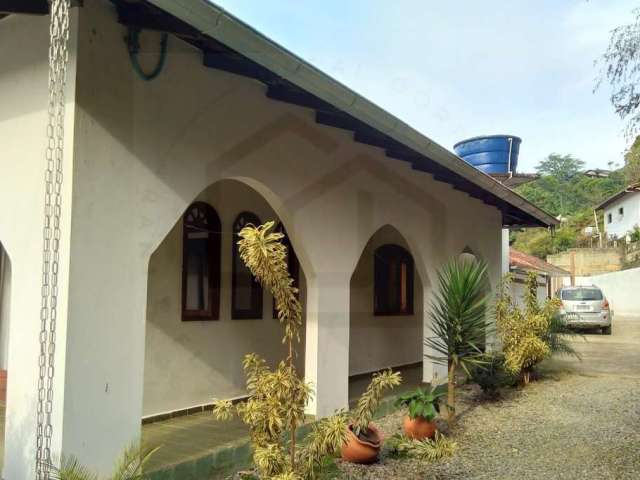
(510, 248, 570, 297)
(596, 183, 640, 239)
(584, 168, 611, 178)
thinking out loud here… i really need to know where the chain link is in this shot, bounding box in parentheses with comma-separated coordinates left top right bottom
(37, 1, 70, 478)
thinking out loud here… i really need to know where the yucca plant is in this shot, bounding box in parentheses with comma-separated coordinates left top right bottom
(495, 272, 564, 385)
(424, 258, 492, 424)
(50, 443, 160, 480)
(213, 221, 399, 478)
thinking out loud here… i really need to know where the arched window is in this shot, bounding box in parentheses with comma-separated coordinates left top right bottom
(272, 223, 300, 319)
(232, 212, 263, 319)
(182, 202, 221, 320)
(374, 244, 414, 316)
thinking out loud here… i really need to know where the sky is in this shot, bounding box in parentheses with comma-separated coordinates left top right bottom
(212, 0, 637, 173)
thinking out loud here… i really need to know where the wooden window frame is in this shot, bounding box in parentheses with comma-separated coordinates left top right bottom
(232, 211, 264, 319)
(373, 244, 414, 316)
(181, 202, 221, 321)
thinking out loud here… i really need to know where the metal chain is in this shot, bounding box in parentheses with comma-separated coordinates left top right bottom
(36, 1, 70, 478)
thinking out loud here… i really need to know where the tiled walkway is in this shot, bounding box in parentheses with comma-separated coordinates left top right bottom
(0, 364, 425, 474)
(144, 363, 424, 473)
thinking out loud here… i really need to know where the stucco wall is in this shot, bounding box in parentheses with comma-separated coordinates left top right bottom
(604, 192, 640, 239)
(0, 11, 78, 479)
(349, 226, 423, 376)
(0, 0, 504, 473)
(0, 245, 11, 370)
(575, 267, 640, 317)
(144, 179, 306, 416)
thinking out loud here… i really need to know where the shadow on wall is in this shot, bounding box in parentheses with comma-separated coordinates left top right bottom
(142, 179, 307, 417)
(349, 225, 423, 378)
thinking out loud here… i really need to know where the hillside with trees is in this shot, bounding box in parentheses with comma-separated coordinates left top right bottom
(511, 153, 626, 259)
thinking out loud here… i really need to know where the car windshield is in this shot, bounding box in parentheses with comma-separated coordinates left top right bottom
(561, 288, 603, 301)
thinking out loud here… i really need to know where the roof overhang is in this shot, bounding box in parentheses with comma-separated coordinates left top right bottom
(15, 0, 557, 228)
(595, 183, 640, 211)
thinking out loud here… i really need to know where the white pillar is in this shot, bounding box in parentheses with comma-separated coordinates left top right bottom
(501, 228, 510, 275)
(304, 272, 350, 418)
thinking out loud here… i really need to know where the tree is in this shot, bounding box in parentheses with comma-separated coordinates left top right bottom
(424, 258, 491, 424)
(597, 8, 640, 139)
(623, 136, 640, 184)
(535, 153, 584, 182)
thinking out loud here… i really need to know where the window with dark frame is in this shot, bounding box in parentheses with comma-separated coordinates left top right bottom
(619, 207, 624, 216)
(181, 202, 221, 320)
(232, 212, 264, 319)
(607, 213, 613, 224)
(374, 244, 414, 316)
(272, 223, 300, 319)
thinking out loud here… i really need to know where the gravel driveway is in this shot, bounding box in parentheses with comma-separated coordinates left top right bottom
(336, 318, 640, 480)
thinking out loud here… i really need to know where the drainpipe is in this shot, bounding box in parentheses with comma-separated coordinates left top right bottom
(507, 137, 514, 179)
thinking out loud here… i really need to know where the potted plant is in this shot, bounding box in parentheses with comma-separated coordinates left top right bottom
(394, 384, 447, 440)
(341, 369, 402, 464)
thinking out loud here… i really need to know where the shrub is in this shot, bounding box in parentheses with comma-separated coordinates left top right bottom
(213, 221, 400, 478)
(495, 272, 562, 384)
(468, 353, 516, 399)
(51, 443, 159, 480)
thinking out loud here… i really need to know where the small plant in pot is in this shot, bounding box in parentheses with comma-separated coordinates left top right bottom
(394, 383, 447, 440)
(341, 369, 402, 464)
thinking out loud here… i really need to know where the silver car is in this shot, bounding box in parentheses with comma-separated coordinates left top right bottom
(558, 285, 612, 334)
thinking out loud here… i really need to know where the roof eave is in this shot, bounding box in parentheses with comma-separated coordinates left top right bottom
(147, 0, 558, 228)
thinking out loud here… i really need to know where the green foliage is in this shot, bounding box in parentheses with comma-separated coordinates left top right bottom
(512, 153, 626, 259)
(630, 225, 640, 242)
(535, 154, 584, 182)
(351, 369, 402, 436)
(623, 136, 640, 184)
(213, 221, 399, 479)
(425, 258, 491, 374)
(597, 9, 640, 139)
(495, 273, 562, 384)
(543, 313, 582, 360)
(387, 432, 457, 462)
(425, 258, 491, 422)
(51, 444, 159, 480)
(394, 384, 447, 421)
(468, 353, 516, 399)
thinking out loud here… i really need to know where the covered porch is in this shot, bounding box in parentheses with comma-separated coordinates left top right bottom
(139, 363, 424, 476)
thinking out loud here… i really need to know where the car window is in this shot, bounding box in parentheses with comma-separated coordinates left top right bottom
(561, 288, 603, 301)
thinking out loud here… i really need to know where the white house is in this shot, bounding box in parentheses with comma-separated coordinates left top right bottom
(0, 1, 557, 477)
(596, 183, 640, 239)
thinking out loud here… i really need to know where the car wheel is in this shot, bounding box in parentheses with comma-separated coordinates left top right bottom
(602, 326, 612, 335)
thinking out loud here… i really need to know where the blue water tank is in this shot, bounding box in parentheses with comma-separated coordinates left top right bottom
(453, 135, 521, 175)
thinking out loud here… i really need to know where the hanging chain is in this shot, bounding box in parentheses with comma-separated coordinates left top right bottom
(36, 1, 70, 479)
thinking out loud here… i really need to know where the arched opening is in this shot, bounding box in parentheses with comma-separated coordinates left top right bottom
(0, 242, 11, 464)
(348, 225, 424, 402)
(141, 179, 307, 467)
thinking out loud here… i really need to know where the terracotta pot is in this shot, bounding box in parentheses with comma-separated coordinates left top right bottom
(403, 415, 436, 440)
(341, 423, 383, 464)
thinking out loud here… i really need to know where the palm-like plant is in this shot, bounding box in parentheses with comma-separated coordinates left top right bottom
(424, 258, 491, 423)
(51, 443, 159, 480)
